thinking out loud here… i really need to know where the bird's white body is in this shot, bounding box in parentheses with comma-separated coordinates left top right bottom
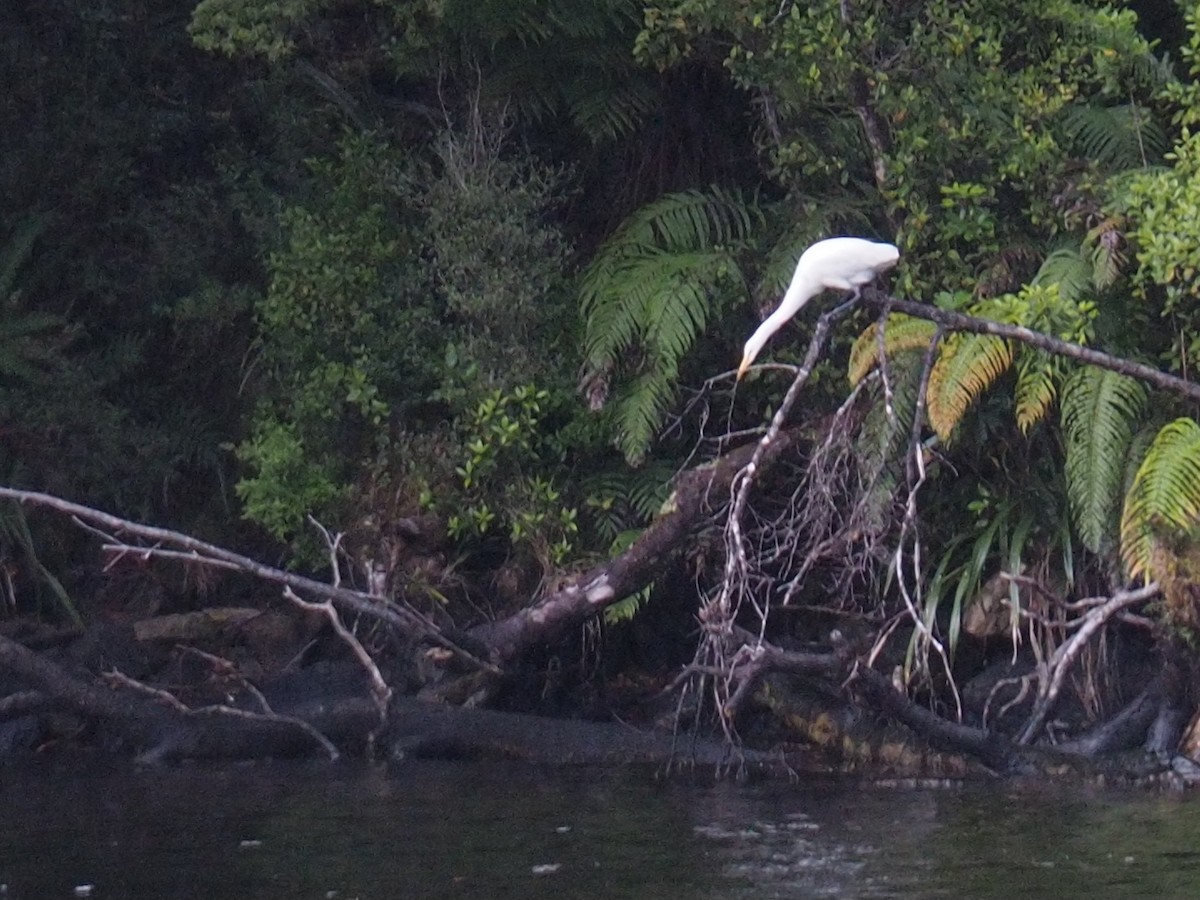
(738, 237, 899, 379)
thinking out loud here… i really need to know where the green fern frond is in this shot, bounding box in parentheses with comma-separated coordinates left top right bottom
(1120, 417, 1200, 580)
(583, 250, 723, 367)
(1061, 366, 1147, 553)
(848, 315, 939, 387)
(566, 76, 658, 142)
(627, 465, 674, 519)
(604, 590, 649, 623)
(1030, 247, 1093, 302)
(1060, 102, 1168, 170)
(614, 369, 678, 465)
(581, 187, 763, 463)
(601, 530, 653, 624)
(856, 350, 925, 525)
(640, 255, 722, 366)
(926, 335, 1014, 442)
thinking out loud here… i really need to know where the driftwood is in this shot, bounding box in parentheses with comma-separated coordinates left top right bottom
(0, 627, 386, 761)
(467, 427, 806, 663)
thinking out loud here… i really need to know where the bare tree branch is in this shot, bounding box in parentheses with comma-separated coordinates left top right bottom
(871, 296, 1200, 403)
(697, 294, 864, 741)
(1017, 582, 1160, 745)
(0, 486, 501, 677)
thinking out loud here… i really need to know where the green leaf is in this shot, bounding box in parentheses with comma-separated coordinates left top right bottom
(1061, 366, 1146, 554)
(1121, 417, 1200, 579)
(580, 187, 763, 463)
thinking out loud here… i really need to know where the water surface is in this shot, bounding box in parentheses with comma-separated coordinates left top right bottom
(2, 760, 1198, 899)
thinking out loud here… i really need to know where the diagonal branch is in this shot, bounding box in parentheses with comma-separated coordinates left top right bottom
(1016, 582, 1160, 745)
(0, 486, 500, 676)
(870, 296, 1200, 403)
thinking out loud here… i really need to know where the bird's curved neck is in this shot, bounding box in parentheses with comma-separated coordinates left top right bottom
(742, 274, 820, 365)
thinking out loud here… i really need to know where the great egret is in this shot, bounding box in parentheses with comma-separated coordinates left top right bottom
(737, 237, 900, 380)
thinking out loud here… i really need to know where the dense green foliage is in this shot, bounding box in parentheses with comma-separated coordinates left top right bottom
(5, 0, 1200, 638)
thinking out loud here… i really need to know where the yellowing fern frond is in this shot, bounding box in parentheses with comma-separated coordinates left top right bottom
(1013, 350, 1058, 433)
(1120, 417, 1200, 581)
(925, 334, 1014, 442)
(847, 315, 938, 386)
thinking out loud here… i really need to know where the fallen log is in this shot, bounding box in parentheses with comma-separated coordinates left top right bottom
(467, 427, 807, 665)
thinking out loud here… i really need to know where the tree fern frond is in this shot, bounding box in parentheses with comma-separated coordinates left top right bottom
(627, 463, 674, 519)
(1030, 247, 1093, 302)
(1061, 366, 1147, 553)
(848, 315, 938, 387)
(583, 250, 723, 365)
(925, 335, 1014, 442)
(581, 187, 764, 462)
(645, 270, 715, 368)
(1120, 417, 1200, 580)
(1060, 102, 1168, 170)
(1013, 349, 1059, 434)
(857, 350, 925, 486)
(614, 369, 678, 465)
(566, 77, 658, 142)
(581, 188, 758, 317)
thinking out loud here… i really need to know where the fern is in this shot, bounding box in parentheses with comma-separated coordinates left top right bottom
(486, 0, 659, 142)
(925, 334, 1014, 442)
(855, 350, 925, 530)
(1030, 247, 1094, 300)
(847, 315, 938, 387)
(1013, 350, 1058, 433)
(581, 187, 763, 463)
(1120, 417, 1200, 580)
(612, 369, 678, 466)
(1060, 102, 1168, 171)
(1061, 366, 1146, 554)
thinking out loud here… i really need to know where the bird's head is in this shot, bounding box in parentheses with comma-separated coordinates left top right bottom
(737, 329, 772, 381)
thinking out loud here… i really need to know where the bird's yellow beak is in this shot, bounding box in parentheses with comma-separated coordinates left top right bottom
(736, 356, 751, 381)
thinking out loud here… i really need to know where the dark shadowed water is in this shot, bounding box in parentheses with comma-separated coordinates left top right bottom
(2, 759, 1199, 899)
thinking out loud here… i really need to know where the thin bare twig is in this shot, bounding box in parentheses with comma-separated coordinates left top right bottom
(699, 292, 864, 742)
(104, 669, 340, 760)
(0, 486, 501, 677)
(284, 586, 393, 724)
(1016, 582, 1159, 745)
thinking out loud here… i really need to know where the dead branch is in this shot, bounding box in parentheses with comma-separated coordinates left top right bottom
(467, 425, 811, 663)
(103, 667, 341, 760)
(722, 639, 845, 719)
(0, 689, 50, 721)
(696, 293, 864, 741)
(870, 296, 1200, 403)
(1016, 582, 1160, 745)
(0, 486, 499, 677)
(888, 325, 959, 711)
(284, 586, 392, 724)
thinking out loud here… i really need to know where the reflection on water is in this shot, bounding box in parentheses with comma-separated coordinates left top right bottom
(2, 760, 1200, 899)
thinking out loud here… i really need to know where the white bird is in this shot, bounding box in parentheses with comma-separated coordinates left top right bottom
(737, 236, 900, 380)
